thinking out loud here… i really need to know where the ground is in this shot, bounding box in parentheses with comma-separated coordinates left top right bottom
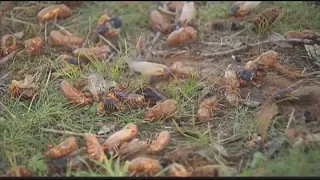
(0, 1, 320, 177)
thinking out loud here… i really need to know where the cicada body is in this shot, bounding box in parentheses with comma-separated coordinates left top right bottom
(100, 92, 125, 114)
(1, 34, 17, 56)
(128, 157, 163, 176)
(97, 14, 122, 37)
(24, 37, 43, 56)
(84, 133, 106, 163)
(167, 163, 190, 177)
(113, 90, 145, 107)
(144, 99, 177, 121)
(45, 136, 78, 159)
(147, 130, 170, 155)
(50, 31, 84, 49)
(60, 80, 92, 105)
(37, 4, 71, 22)
(101, 123, 138, 150)
(118, 138, 149, 157)
(135, 86, 167, 107)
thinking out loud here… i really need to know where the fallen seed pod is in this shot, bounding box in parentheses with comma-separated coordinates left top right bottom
(8, 74, 39, 100)
(135, 86, 167, 107)
(167, 163, 190, 177)
(224, 64, 240, 88)
(118, 138, 149, 157)
(253, 50, 278, 68)
(144, 99, 177, 121)
(148, 130, 170, 154)
(45, 136, 78, 159)
(37, 4, 72, 22)
(128, 157, 163, 176)
(167, 26, 197, 46)
(101, 123, 138, 150)
(227, 1, 261, 17)
(24, 37, 43, 56)
(60, 80, 92, 105)
(225, 86, 239, 107)
(197, 96, 218, 121)
(73, 46, 111, 60)
(84, 133, 106, 163)
(148, 10, 171, 34)
(5, 166, 32, 177)
(50, 31, 84, 49)
(1, 34, 16, 56)
(57, 54, 88, 66)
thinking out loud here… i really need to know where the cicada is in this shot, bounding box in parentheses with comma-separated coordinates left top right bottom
(24, 37, 43, 56)
(50, 31, 84, 49)
(84, 133, 106, 163)
(60, 80, 92, 105)
(101, 123, 138, 152)
(167, 163, 189, 177)
(37, 4, 71, 22)
(135, 86, 167, 107)
(144, 99, 177, 121)
(167, 26, 197, 46)
(98, 92, 125, 114)
(113, 90, 145, 107)
(1, 34, 17, 56)
(147, 130, 170, 155)
(128, 157, 163, 176)
(118, 138, 149, 157)
(45, 136, 78, 159)
(197, 96, 218, 121)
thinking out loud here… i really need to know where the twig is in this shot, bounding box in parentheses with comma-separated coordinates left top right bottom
(98, 34, 120, 54)
(54, 24, 72, 36)
(40, 128, 109, 138)
(199, 38, 318, 60)
(286, 108, 295, 130)
(83, 16, 92, 47)
(0, 51, 16, 65)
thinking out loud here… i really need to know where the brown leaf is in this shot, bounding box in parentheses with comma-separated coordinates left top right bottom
(50, 31, 84, 49)
(37, 4, 72, 22)
(147, 130, 171, 154)
(144, 99, 177, 121)
(60, 80, 92, 105)
(128, 157, 163, 176)
(255, 99, 278, 142)
(45, 136, 78, 159)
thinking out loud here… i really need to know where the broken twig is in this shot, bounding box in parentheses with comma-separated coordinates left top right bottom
(40, 128, 109, 138)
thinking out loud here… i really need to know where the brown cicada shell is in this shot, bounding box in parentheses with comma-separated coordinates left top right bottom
(144, 99, 177, 121)
(224, 86, 240, 107)
(148, 10, 171, 34)
(113, 90, 145, 108)
(253, 50, 278, 68)
(73, 46, 111, 60)
(37, 4, 72, 22)
(284, 30, 320, 40)
(1, 34, 16, 56)
(24, 37, 43, 56)
(147, 130, 170, 155)
(167, 26, 197, 46)
(60, 80, 92, 105)
(6, 166, 32, 177)
(128, 157, 163, 176)
(197, 96, 218, 121)
(224, 64, 240, 88)
(169, 61, 198, 79)
(84, 133, 106, 163)
(45, 136, 78, 159)
(8, 74, 39, 100)
(252, 7, 280, 30)
(98, 92, 125, 115)
(101, 123, 138, 150)
(50, 31, 84, 49)
(167, 163, 190, 177)
(118, 138, 149, 157)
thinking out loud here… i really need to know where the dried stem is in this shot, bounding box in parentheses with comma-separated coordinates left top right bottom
(40, 128, 109, 138)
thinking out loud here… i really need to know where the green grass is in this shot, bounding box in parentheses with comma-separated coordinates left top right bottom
(1, 1, 320, 177)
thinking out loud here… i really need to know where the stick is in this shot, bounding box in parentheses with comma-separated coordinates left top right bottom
(98, 34, 119, 54)
(40, 128, 109, 138)
(286, 108, 295, 130)
(0, 50, 16, 65)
